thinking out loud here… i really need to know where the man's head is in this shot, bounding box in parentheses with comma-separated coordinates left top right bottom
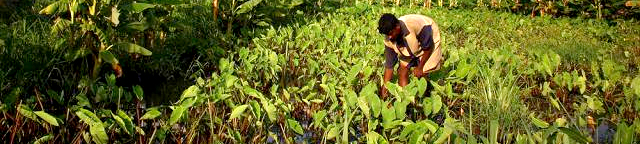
(378, 13, 401, 40)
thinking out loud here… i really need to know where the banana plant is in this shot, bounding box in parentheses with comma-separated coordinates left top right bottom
(40, 0, 154, 79)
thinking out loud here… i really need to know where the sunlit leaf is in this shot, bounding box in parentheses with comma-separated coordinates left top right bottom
(141, 109, 161, 120)
(229, 105, 249, 120)
(168, 106, 186, 126)
(179, 86, 199, 102)
(287, 118, 304, 135)
(529, 113, 549, 128)
(33, 134, 53, 144)
(133, 85, 144, 100)
(558, 127, 590, 143)
(90, 122, 109, 144)
(100, 51, 118, 64)
(235, 0, 263, 14)
(34, 111, 60, 126)
(18, 104, 39, 123)
(114, 42, 152, 56)
(110, 7, 120, 26)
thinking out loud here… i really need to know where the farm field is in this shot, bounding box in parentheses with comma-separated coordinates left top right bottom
(1, 0, 639, 143)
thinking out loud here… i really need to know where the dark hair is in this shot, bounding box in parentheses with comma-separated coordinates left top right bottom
(378, 13, 399, 35)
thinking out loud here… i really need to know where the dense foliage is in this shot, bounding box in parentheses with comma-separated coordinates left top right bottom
(1, 0, 639, 143)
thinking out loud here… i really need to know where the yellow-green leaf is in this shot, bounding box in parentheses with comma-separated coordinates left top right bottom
(229, 105, 249, 120)
(287, 118, 304, 135)
(34, 111, 60, 126)
(141, 109, 161, 120)
(115, 42, 152, 56)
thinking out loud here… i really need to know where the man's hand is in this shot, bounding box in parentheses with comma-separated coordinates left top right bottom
(413, 66, 424, 77)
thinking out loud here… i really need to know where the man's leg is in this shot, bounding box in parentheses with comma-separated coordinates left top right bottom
(398, 64, 409, 87)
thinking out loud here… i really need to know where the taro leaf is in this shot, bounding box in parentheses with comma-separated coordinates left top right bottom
(140, 109, 161, 120)
(326, 125, 340, 140)
(489, 120, 499, 144)
(249, 100, 262, 118)
(133, 85, 144, 100)
(179, 86, 199, 102)
(357, 96, 371, 119)
(90, 122, 109, 144)
(112, 110, 134, 135)
(422, 98, 433, 116)
(262, 101, 277, 122)
(168, 106, 186, 126)
(124, 22, 149, 32)
(345, 89, 358, 109)
(100, 51, 118, 64)
(75, 108, 101, 124)
(110, 7, 120, 26)
(409, 130, 426, 144)
(558, 127, 590, 143)
(135, 126, 145, 135)
(394, 100, 409, 120)
(399, 122, 418, 140)
(75, 93, 92, 108)
(366, 131, 382, 144)
(312, 110, 327, 127)
(433, 126, 454, 144)
(39, 1, 66, 15)
(631, 76, 640, 96)
(416, 78, 428, 97)
(34, 111, 60, 126)
(235, 0, 263, 14)
(244, 86, 265, 100)
(287, 118, 304, 135)
(106, 74, 116, 87)
(229, 104, 249, 120)
(529, 113, 550, 128)
(224, 74, 238, 88)
(33, 134, 53, 144)
(18, 104, 39, 123)
(115, 42, 152, 56)
(432, 94, 443, 114)
(126, 3, 156, 13)
(385, 82, 402, 98)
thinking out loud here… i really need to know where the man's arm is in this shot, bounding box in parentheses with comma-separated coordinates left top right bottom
(414, 25, 435, 77)
(381, 47, 398, 99)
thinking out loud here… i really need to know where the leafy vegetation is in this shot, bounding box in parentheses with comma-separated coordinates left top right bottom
(1, 0, 639, 143)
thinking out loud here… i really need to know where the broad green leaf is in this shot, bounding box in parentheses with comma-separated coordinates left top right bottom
(229, 105, 249, 120)
(631, 76, 640, 96)
(127, 3, 156, 13)
(399, 123, 419, 140)
(262, 101, 277, 122)
(34, 111, 60, 126)
(558, 127, 590, 143)
(90, 122, 109, 144)
(133, 85, 144, 100)
(244, 86, 265, 100)
(235, 0, 263, 14)
(179, 86, 199, 102)
(39, 1, 65, 15)
(345, 89, 358, 109)
(489, 120, 499, 144)
(124, 22, 149, 32)
(394, 100, 409, 120)
(75, 108, 101, 124)
(113, 110, 134, 135)
(326, 125, 340, 140)
(112, 113, 127, 134)
(432, 94, 443, 114)
(33, 134, 53, 144)
(385, 82, 402, 98)
(115, 42, 152, 56)
(366, 131, 382, 144)
(18, 104, 39, 123)
(433, 127, 453, 144)
(357, 96, 371, 119)
(529, 113, 549, 128)
(141, 109, 161, 120)
(75, 93, 91, 108)
(287, 118, 304, 135)
(312, 110, 327, 128)
(100, 51, 118, 64)
(168, 106, 186, 126)
(110, 7, 120, 26)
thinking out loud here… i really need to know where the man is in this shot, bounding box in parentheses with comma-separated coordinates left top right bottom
(377, 13, 442, 98)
